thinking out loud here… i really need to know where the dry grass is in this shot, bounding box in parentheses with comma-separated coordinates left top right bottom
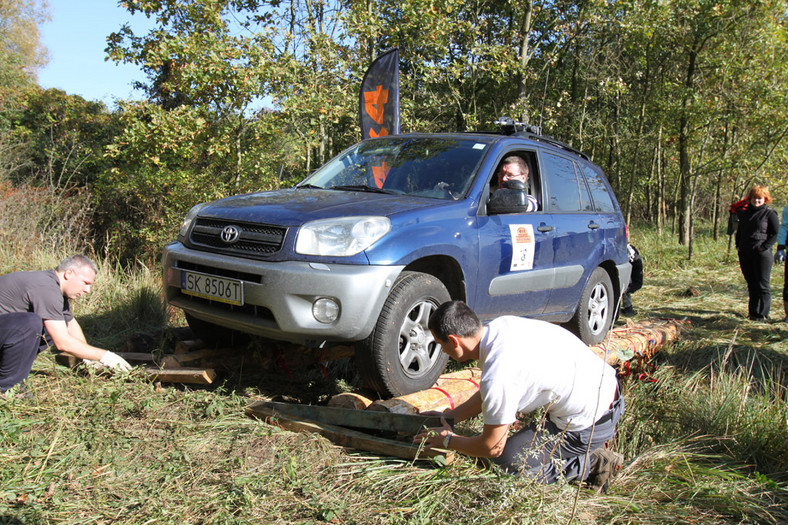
(2, 191, 788, 524)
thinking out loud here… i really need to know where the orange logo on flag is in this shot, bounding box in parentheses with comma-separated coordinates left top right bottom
(364, 85, 389, 124)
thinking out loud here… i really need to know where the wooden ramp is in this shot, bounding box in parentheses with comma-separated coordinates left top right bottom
(246, 400, 455, 463)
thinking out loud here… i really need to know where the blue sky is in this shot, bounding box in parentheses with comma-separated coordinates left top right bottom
(38, 0, 153, 108)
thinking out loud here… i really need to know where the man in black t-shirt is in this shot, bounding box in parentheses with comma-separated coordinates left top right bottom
(0, 255, 131, 393)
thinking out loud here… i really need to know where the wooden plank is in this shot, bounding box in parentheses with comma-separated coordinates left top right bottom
(54, 353, 214, 385)
(247, 400, 452, 435)
(160, 348, 225, 368)
(328, 392, 375, 410)
(247, 405, 454, 463)
(174, 339, 205, 354)
(54, 353, 80, 368)
(115, 352, 158, 363)
(143, 367, 216, 384)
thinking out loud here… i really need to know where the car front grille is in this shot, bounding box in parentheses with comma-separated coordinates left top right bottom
(189, 218, 287, 258)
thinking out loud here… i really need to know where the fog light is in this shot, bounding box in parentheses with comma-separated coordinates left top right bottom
(312, 298, 340, 324)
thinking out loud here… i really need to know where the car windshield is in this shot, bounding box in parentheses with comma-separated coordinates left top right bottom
(299, 136, 490, 200)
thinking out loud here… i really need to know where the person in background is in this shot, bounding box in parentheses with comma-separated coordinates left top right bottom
(773, 204, 788, 322)
(728, 185, 780, 321)
(620, 243, 642, 316)
(415, 301, 625, 493)
(0, 255, 132, 394)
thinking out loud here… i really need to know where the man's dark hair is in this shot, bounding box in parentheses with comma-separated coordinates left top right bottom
(56, 254, 98, 274)
(429, 300, 483, 341)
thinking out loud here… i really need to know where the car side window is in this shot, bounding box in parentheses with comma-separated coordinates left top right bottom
(581, 164, 617, 213)
(577, 164, 594, 211)
(541, 152, 583, 212)
(488, 150, 541, 211)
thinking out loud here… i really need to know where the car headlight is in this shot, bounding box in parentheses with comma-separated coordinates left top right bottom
(178, 203, 209, 241)
(295, 216, 391, 256)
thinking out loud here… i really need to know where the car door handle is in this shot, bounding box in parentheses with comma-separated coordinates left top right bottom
(588, 222, 600, 230)
(537, 224, 553, 232)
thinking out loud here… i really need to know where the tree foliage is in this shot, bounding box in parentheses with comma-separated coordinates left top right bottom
(1, 0, 787, 263)
(0, 0, 48, 101)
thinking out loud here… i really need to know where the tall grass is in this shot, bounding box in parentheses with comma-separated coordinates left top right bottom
(2, 187, 788, 524)
(0, 180, 168, 348)
(0, 181, 94, 273)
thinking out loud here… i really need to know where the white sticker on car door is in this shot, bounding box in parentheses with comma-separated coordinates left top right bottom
(509, 224, 535, 271)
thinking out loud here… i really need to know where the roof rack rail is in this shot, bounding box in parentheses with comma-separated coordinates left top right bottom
(514, 131, 588, 160)
(494, 116, 541, 135)
(494, 116, 588, 160)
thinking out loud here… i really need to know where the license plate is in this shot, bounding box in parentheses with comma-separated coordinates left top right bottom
(181, 271, 244, 306)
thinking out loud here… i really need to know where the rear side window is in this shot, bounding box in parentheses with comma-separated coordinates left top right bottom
(542, 152, 584, 212)
(581, 164, 617, 213)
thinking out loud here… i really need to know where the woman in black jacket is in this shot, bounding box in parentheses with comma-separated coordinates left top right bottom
(731, 185, 780, 320)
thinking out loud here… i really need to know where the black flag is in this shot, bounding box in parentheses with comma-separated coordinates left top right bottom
(359, 48, 400, 140)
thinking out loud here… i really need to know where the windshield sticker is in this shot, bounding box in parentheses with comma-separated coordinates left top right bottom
(509, 224, 535, 271)
(473, 143, 486, 150)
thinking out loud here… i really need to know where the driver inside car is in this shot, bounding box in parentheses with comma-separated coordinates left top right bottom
(493, 155, 538, 212)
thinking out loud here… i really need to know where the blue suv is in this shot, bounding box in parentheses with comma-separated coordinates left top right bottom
(162, 126, 631, 396)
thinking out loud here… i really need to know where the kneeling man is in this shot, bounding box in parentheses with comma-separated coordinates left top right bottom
(415, 300, 624, 491)
(1, 255, 131, 393)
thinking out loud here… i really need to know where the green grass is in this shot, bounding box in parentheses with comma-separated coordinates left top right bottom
(2, 208, 788, 523)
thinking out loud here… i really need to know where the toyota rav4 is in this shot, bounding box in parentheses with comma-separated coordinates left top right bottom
(162, 124, 631, 396)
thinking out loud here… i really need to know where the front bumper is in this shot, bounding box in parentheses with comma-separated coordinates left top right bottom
(163, 242, 404, 345)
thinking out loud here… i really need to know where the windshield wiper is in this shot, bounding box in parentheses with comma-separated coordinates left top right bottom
(296, 183, 324, 189)
(330, 185, 394, 194)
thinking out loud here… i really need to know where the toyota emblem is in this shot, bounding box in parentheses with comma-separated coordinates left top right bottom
(220, 225, 241, 244)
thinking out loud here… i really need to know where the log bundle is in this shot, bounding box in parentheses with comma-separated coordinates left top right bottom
(368, 369, 483, 415)
(590, 318, 686, 369)
(330, 318, 686, 414)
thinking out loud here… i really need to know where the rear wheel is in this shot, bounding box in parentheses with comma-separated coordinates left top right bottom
(356, 271, 451, 397)
(566, 267, 614, 345)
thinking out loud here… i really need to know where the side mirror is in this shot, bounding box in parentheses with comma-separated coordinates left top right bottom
(503, 179, 527, 191)
(488, 185, 531, 214)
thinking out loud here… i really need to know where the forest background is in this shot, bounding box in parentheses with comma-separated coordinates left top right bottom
(2, 0, 787, 265)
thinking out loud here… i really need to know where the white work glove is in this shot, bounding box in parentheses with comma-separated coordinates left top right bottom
(775, 249, 785, 264)
(99, 351, 133, 371)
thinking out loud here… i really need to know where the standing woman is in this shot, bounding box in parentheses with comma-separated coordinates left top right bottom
(731, 185, 780, 320)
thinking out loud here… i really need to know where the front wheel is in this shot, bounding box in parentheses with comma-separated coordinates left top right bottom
(355, 271, 451, 397)
(566, 267, 614, 345)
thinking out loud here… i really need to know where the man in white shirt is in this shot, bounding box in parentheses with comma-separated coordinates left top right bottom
(415, 300, 625, 492)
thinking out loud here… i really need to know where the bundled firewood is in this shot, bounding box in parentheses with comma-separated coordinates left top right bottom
(590, 318, 686, 368)
(367, 369, 483, 415)
(330, 318, 687, 414)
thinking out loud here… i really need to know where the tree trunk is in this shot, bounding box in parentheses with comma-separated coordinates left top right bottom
(516, 0, 534, 122)
(625, 89, 648, 225)
(656, 125, 664, 235)
(677, 45, 699, 246)
(611, 90, 622, 191)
